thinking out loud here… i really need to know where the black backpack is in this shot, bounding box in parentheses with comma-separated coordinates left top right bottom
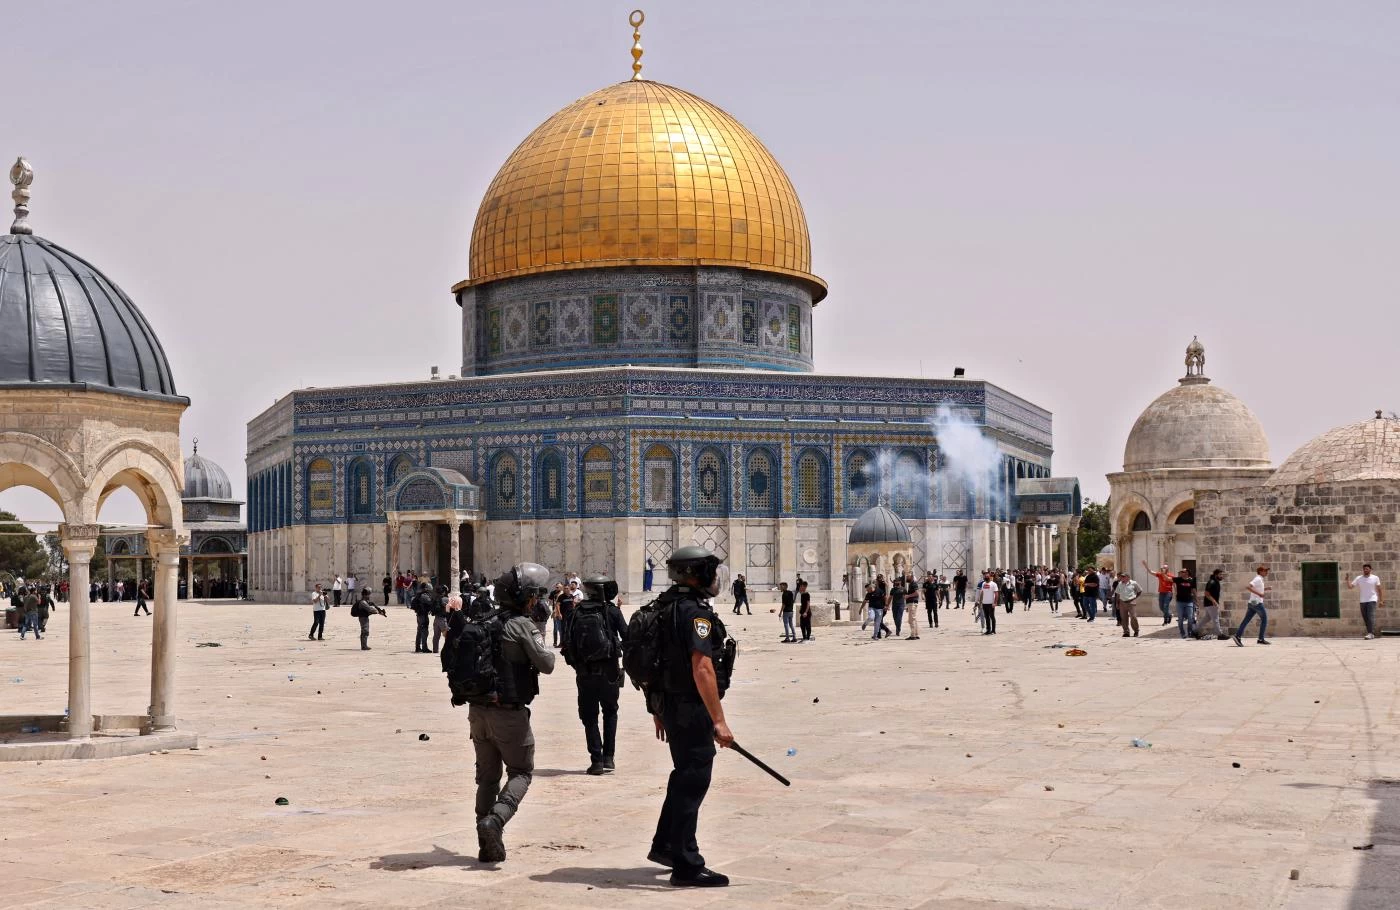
(567, 602, 617, 667)
(441, 611, 502, 706)
(622, 598, 665, 690)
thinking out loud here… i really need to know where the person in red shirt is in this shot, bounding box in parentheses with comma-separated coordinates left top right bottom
(1142, 561, 1175, 625)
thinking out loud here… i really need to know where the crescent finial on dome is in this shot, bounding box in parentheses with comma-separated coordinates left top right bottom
(10, 157, 33, 235)
(629, 10, 645, 81)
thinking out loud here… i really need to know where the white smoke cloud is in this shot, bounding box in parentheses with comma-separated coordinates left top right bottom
(931, 405, 1004, 515)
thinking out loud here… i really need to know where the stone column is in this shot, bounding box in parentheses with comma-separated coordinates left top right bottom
(148, 530, 183, 732)
(447, 513, 460, 590)
(387, 516, 401, 574)
(59, 524, 100, 738)
(184, 556, 193, 601)
(1068, 519, 1080, 571)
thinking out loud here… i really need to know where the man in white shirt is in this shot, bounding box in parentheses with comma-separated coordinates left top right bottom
(309, 584, 328, 641)
(1347, 564, 1384, 640)
(979, 572, 999, 635)
(1233, 565, 1271, 646)
(346, 574, 357, 605)
(332, 574, 344, 608)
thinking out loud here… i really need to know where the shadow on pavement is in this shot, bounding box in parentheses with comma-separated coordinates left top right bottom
(370, 844, 479, 870)
(529, 865, 671, 890)
(533, 767, 590, 777)
(1350, 779, 1400, 909)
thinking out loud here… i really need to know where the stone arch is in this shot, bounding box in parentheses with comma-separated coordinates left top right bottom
(1111, 491, 1155, 537)
(892, 449, 926, 517)
(582, 444, 614, 514)
(84, 440, 182, 528)
(347, 456, 375, 519)
(845, 448, 876, 513)
(0, 432, 86, 522)
(1160, 493, 1197, 529)
(536, 448, 565, 513)
(643, 443, 677, 512)
(744, 446, 779, 516)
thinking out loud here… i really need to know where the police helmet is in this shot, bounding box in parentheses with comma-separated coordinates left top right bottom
(581, 573, 619, 602)
(666, 545, 724, 593)
(492, 562, 551, 610)
(436, 584, 449, 596)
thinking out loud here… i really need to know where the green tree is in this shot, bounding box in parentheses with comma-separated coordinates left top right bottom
(1076, 498, 1110, 570)
(0, 511, 52, 579)
(42, 532, 109, 580)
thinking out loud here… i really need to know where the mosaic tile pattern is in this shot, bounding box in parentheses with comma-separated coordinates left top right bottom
(623, 293, 662, 344)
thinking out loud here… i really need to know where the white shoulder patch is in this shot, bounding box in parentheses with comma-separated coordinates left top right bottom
(693, 617, 712, 639)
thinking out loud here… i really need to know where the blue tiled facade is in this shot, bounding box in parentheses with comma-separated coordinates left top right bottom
(246, 367, 1055, 528)
(458, 266, 815, 375)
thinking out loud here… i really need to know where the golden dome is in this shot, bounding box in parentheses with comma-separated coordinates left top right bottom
(457, 80, 825, 301)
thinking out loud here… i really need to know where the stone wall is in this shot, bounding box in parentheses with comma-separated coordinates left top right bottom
(1197, 480, 1400, 636)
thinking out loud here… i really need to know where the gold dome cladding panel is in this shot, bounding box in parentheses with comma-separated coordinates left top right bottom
(468, 81, 817, 288)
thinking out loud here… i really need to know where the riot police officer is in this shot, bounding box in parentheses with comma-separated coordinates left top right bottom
(561, 574, 627, 775)
(648, 545, 734, 888)
(465, 562, 555, 863)
(410, 581, 434, 652)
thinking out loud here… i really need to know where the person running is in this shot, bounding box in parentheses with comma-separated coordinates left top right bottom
(133, 580, 151, 616)
(731, 573, 750, 616)
(1113, 572, 1142, 637)
(1201, 569, 1227, 639)
(1347, 564, 1384, 640)
(1233, 565, 1271, 646)
(1143, 561, 1175, 625)
(18, 585, 41, 640)
(866, 583, 887, 640)
(979, 572, 999, 634)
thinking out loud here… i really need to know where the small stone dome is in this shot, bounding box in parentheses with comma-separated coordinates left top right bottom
(1271, 414, 1400, 486)
(1123, 379, 1270, 472)
(848, 506, 911, 545)
(183, 449, 233, 500)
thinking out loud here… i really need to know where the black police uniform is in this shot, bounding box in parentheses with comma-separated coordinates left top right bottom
(652, 584, 728, 879)
(411, 586, 433, 652)
(562, 598, 627, 769)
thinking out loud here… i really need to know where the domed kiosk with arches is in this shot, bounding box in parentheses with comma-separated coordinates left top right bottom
(0, 159, 191, 759)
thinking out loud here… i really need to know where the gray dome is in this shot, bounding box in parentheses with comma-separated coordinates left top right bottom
(848, 506, 911, 545)
(184, 451, 233, 500)
(1123, 379, 1269, 472)
(1272, 415, 1400, 486)
(0, 233, 179, 400)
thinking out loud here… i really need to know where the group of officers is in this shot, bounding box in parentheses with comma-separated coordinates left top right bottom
(446, 546, 736, 888)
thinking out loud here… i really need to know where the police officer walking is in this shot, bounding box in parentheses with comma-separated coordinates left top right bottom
(458, 563, 556, 864)
(562, 574, 627, 775)
(647, 546, 735, 888)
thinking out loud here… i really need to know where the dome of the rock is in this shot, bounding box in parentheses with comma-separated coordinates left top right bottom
(459, 79, 825, 301)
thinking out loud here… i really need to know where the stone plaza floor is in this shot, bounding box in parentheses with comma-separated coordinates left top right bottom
(2, 600, 1399, 909)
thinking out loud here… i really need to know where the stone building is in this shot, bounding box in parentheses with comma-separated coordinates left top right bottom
(245, 20, 1079, 601)
(1196, 413, 1399, 636)
(1111, 339, 1398, 636)
(1109, 342, 1272, 583)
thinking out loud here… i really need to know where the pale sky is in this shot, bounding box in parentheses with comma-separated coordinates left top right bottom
(5, 0, 1398, 525)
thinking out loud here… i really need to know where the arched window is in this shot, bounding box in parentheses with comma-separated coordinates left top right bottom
(1174, 508, 1195, 526)
(349, 458, 374, 517)
(583, 445, 613, 513)
(388, 453, 415, 486)
(846, 449, 875, 512)
(111, 539, 130, 555)
(746, 449, 777, 514)
(307, 458, 334, 520)
(893, 451, 925, 516)
(538, 450, 564, 512)
(643, 444, 675, 512)
(695, 447, 727, 514)
(491, 452, 519, 515)
(795, 449, 828, 515)
(1131, 511, 1152, 532)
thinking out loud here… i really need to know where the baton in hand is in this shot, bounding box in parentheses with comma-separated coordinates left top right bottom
(727, 740, 791, 787)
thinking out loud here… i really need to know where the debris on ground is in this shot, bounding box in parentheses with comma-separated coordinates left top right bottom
(1353, 843, 1374, 851)
(274, 797, 289, 806)
(1065, 649, 1087, 657)
(812, 697, 819, 704)
(1232, 762, 1241, 768)
(195, 642, 222, 648)
(1131, 739, 1152, 749)
(786, 748, 797, 757)
(1289, 869, 1300, 880)
(418, 733, 430, 741)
